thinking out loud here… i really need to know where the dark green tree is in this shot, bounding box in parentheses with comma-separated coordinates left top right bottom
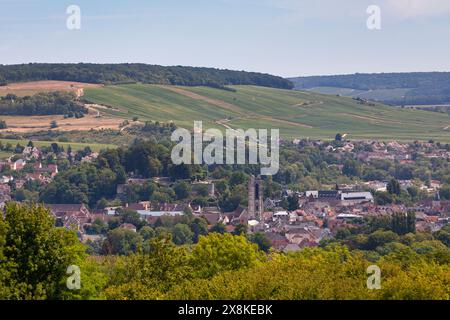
(0, 203, 86, 299)
(387, 178, 401, 195)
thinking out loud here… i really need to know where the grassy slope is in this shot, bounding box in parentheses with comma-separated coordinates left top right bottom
(84, 84, 450, 142)
(305, 86, 412, 102)
(0, 138, 115, 159)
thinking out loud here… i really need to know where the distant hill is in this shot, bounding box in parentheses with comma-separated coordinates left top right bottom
(0, 63, 293, 90)
(83, 83, 450, 142)
(288, 72, 450, 105)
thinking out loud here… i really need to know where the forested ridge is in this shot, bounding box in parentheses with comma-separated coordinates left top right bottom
(0, 63, 294, 90)
(289, 72, 450, 105)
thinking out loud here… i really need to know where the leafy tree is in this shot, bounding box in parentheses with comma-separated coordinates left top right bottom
(85, 218, 108, 235)
(103, 229, 143, 255)
(172, 224, 194, 245)
(411, 240, 450, 264)
(104, 236, 192, 299)
(249, 232, 271, 253)
(189, 218, 209, 243)
(387, 178, 401, 195)
(196, 184, 210, 197)
(168, 163, 195, 180)
(118, 209, 147, 230)
(0, 92, 86, 116)
(342, 160, 360, 177)
(229, 172, 247, 187)
(190, 233, 263, 278)
(366, 230, 399, 250)
(96, 198, 108, 209)
(139, 226, 156, 241)
(233, 223, 248, 236)
(218, 191, 241, 212)
(174, 181, 191, 200)
(392, 211, 416, 235)
(0, 203, 86, 299)
(375, 192, 393, 205)
(434, 225, 450, 247)
(440, 185, 450, 200)
(287, 195, 299, 211)
(210, 222, 226, 234)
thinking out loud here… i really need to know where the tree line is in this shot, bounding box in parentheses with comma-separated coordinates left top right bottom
(0, 63, 294, 90)
(289, 72, 450, 105)
(0, 92, 87, 116)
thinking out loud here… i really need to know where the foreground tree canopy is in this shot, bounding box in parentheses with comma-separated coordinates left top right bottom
(0, 203, 86, 299)
(0, 204, 449, 300)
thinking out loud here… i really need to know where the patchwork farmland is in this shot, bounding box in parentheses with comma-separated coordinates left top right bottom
(84, 84, 450, 142)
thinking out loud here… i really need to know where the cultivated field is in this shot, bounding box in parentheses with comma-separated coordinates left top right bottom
(0, 114, 122, 133)
(0, 81, 120, 133)
(305, 86, 412, 103)
(84, 84, 450, 142)
(0, 80, 102, 97)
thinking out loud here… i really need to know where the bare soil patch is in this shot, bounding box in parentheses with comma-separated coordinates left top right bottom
(0, 114, 122, 133)
(0, 81, 103, 97)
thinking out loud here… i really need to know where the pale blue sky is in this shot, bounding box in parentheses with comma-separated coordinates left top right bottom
(1, 0, 450, 77)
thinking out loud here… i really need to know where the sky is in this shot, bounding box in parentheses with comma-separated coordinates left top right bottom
(1, 0, 450, 77)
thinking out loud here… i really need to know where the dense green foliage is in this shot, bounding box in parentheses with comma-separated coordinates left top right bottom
(0, 203, 87, 299)
(39, 162, 120, 206)
(289, 72, 450, 105)
(32, 134, 449, 211)
(38, 137, 206, 206)
(0, 204, 449, 300)
(0, 63, 293, 90)
(0, 92, 86, 116)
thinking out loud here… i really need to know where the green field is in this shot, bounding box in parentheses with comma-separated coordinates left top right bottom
(84, 84, 450, 142)
(306, 86, 412, 102)
(0, 138, 115, 159)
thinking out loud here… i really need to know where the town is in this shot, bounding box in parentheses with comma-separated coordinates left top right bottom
(1, 134, 448, 255)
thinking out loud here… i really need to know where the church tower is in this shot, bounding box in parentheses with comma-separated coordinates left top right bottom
(248, 175, 264, 220)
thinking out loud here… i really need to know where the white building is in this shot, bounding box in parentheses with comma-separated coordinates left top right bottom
(340, 192, 374, 204)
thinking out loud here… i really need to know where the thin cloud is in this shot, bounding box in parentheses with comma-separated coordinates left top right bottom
(386, 0, 450, 18)
(268, 0, 450, 20)
(267, 0, 363, 19)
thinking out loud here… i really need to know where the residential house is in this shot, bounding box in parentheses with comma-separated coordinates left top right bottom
(11, 159, 26, 171)
(45, 204, 91, 233)
(119, 223, 137, 232)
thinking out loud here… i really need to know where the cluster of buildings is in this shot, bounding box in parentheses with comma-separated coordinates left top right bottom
(294, 138, 450, 161)
(41, 172, 449, 251)
(294, 139, 448, 194)
(2, 139, 448, 251)
(0, 144, 98, 206)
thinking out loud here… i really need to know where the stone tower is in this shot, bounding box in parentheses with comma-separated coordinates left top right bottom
(248, 175, 264, 220)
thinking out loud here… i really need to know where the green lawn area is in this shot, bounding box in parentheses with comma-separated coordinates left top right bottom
(0, 138, 116, 159)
